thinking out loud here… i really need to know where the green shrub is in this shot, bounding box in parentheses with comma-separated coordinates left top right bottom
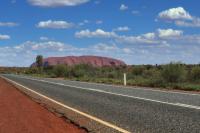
(161, 63, 186, 83)
(171, 83, 200, 91)
(71, 64, 95, 78)
(53, 64, 69, 77)
(25, 67, 39, 74)
(189, 66, 200, 82)
(142, 68, 159, 78)
(131, 66, 145, 76)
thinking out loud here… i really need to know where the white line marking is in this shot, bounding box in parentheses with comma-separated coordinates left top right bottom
(6, 75, 200, 110)
(58, 79, 200, 96)
(2, 76, 131, 133)
(18, 74, 200, 96)
(76, 82, 200, 96)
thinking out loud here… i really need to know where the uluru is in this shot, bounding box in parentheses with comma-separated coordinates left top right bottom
(31, 56, 126, 67)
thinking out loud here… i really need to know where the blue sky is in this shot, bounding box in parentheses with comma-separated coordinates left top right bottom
(0, 0, 200, 66)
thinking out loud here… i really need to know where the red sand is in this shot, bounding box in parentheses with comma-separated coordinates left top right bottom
(0, 78, 86, 133)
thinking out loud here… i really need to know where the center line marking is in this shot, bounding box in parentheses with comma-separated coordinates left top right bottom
(5, 75, 200, 110)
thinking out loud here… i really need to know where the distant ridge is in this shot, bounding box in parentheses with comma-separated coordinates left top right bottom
(31, 55, 126, 67)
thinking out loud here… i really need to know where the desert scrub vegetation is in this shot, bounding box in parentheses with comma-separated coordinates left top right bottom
(13, 62, 200, 91)
(188, 66, 200, 82)
(161, 63, 186, 83)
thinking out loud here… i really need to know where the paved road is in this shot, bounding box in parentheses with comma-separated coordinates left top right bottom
(2, 74, 200, 133)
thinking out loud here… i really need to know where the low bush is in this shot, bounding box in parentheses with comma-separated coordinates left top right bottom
(161, 63, 186, 83)
(189, 66, 200, 82)
(53, 64, 69, 77)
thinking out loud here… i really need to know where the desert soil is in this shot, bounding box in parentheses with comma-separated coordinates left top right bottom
(0, 78, 86, 133)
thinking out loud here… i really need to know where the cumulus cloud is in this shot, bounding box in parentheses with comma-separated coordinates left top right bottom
(142, 33, 156, 40)
(37, 20, 74, 29)
(27, 41, 74, 52)
(158, 7, 192, 20)
(158, 7, 200, 28)
(75, 28, 179, 45)
(157, 29, 183, 39)
(75, 29, 117, 38)
(75, 29, 155, 44)
(76, 29, 163, 45)
(74, 28, 199, 48)
(120, 4, 128, 11)
(0, 22, 18, 27)
(28, 0, 90, 7)
(116, 29, 184, 45)
(175, 17, 200, 27)
(113, 26, 130, 32)
(0, 34, 10, 40)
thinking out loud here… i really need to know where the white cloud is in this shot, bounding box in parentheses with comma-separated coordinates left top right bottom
(78, 19, 89, 26)
(113, 26, 130, 32)
(132, 10, 140, 15)
(120, 4, 128, 11)
(175, 17, 200, 27)
(40, 36, 50, 41)
(158, 7, 200, 28)
(142, 33, 156, 40)
(28, 0, 90, 7)
(79, 20, 103, 26)
(0, 22, 18, 27)
(75, 29, 117, 38)
(75, 28, 164, 45)
(13, 41, 77, 55)
(93, 43, 118, 51)
(157, 29, 183, 39)
(75, 28, 185, 46)
(117, 35, 160, 45)
(75, 29, 160, 44)
(158, 7, 192, 20)
(123, 48, 132, 54)
(96, 20, 103, 24)
(37, 20, 74, 29)
(83, 20, 89, 23)
(0, 34, 10, 40)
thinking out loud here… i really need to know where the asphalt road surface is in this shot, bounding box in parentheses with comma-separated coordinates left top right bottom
(2, 74, 200, 133)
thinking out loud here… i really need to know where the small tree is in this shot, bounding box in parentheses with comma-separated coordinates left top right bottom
(36, 55, 43, 73)
(190, 66, 200, 82)
(36, 55, 43, 68)
(161, 62, 186, 83)
(53, 64, 69, 77)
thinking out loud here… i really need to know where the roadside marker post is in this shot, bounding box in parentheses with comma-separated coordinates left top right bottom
(124, 73, 127, 86)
